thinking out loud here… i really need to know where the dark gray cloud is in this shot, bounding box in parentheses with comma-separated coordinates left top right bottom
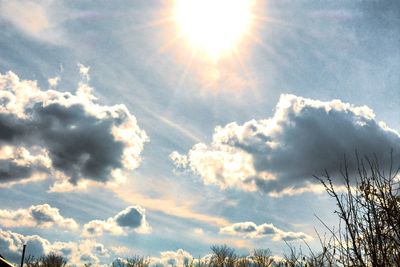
(0, 160, 39, 182)
(115, 206, 143, 228)
(0, 113, 26, 142)
(29, 103, 124, 184)
(172, 94, 400, 196)
(31, 205, 57, 223)
(82, 206, 150, 237)
(0, 71, 148, 189)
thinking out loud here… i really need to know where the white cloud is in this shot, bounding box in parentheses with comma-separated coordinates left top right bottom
(47, 76, 60, 88)
(82, 206, 151, 237)
(193, 227, 204, 236)
(77, 63, 90, 81)
(110, 245, 131, 256)
(171, 94, 400, 196)
(220, 221, 312, 241)
(0, 229, 108, 266)
(0, 70, 148, 190)
(149, 249, 193, 267)
(0, 204, 78, 231)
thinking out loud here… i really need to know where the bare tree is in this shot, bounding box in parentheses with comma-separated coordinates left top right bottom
(210, 245, 237, 267)
(235, 256, 252, 267)
(251, 249, 274, 267)
(315, 152, 400, 267)
(282, 243, 305, 267)
(300, 232, 336, 267)
(112, 255, 150, 267)
(25, 253, 67, 267)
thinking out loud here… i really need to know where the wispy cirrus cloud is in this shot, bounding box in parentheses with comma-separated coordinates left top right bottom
(113, 188, 231, 227)
(171, 94, 400, 196)
(82, 206, 151, 237)
(0, 0, 66, 44)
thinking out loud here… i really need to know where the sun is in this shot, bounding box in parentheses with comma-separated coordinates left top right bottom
(174, 0, 254, 58)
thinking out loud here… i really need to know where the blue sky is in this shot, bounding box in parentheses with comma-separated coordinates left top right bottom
(0, 0, 399, 266)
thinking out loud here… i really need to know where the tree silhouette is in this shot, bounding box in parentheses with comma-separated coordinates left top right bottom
(315, 152, 400, 266)
(25, 253, 67, 267)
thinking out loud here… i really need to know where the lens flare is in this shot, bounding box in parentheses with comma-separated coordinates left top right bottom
(175, 0, 254, 58)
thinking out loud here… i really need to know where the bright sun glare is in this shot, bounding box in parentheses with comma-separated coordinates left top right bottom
(175, 0, 254, 58)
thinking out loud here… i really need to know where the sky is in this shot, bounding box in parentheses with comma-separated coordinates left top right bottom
(0, 0, 399, 266)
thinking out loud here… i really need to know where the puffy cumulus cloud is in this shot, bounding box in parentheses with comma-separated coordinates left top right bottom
(0, 204, 78, 231)
(220, 222, 312, 241)
(0, 229, 108, 266)
(171, 94, 400, 196)
(149, 249, 193, 267)
(50, 239, 110, 266)
(0, 145, 51, 187)
(0, 71, 148, 190)
(82, 206, 151, 237)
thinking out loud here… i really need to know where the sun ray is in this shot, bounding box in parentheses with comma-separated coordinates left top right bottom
(156, 33, 184, 55)
(138, 0, 270, 96)
(133, 16, 176, 30)
(244, 30, 291, 70)
(174, 0, 255, 59)
(145, 33, 184, 67)
(232, 47, 259, 98)
(245, 32, 281, 61)
(176, 47, 199, 89)
(252, 14, 297, 28)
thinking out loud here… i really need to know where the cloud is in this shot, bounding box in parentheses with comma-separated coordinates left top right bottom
(0, 71, 148, 190)
(0, 0, 50, 35)
(114, 248, 244, 267)
(78, 63, 90, 81)
(48, 76, 60, 88)
(193, 227, 204, 236)
(82, 206, 151, 237)
(149, 249, 193, 267)
(110, 246, 131, 256)
(0, 204, 78, 231)
(220, 222, 312, 241)
(0, 145, 51, 187)
(0, 0, 65, 43)
(113, 187, 231, 227)
(0, 229, 108, 266)
(171, 94, 400, 196)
